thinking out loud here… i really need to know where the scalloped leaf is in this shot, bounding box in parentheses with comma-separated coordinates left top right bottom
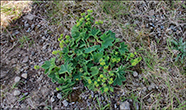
(59, 62, 73, 75)
(119, 42, 128, 55)
(90, 66, 99, 76)
(84, 45, 100, 53)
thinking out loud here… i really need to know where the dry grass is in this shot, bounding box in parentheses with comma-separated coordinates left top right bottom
(1, 1, 32, 29)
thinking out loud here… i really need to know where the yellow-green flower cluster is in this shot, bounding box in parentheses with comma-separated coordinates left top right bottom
(99, 58, 106, 66)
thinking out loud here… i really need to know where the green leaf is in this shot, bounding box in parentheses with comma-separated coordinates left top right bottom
(56, 74, 65, 84)
(119, 42, 128, 55)
(93, 52, 103, 63)
(84, 45, 100, 53)
(41, 58, 56, 74)
(73, 72, 83, 80)
(71, 25, 80, 39)
(59, 62, 73, 74)
(48, 72, 58, 83)
(41, 61, 51, 70)
(113, 75, 126, 86)
(90, 66, 99, 76)
(100, 31, 115, 49)
(89, 27, 101, 37)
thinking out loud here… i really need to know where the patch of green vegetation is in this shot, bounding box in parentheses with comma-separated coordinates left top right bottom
(96, 97, 110, 110)
(36, 10, 141, 97)
(18, 35, 34, 48)
(170, 37, 186, 63)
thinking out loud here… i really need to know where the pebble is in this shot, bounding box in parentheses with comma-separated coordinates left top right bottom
(14, 90, 21, 96)
(148, 83, 156, 91)
(57, 93, 62, 99)
(62, 100, 68, 107)
(120, 101, 130, 110)
(24, 23, 29, 28)
(31, 24, 35, 29)
(24, 14, 35, 21)
(133, 71, 138, 77)
(11, 59, 16, 64)
(147, 98, 152, 103)
(23, 56, 29, 63)
(51, 97, 55, 102)
(21, 73, 28, 79)
(14, 76, 21, 83)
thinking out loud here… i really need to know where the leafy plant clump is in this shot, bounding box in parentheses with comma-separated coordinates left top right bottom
(39, 10, 142, 94)
(171, 37, 186, 63)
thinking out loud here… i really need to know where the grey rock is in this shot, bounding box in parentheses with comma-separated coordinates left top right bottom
(120, 101, 130, 110)
(1, 70, 9, 79)
(23, 56, 29, 63)
(51, 97, 55, 102)
(11, 59, 16, 64)
(12, 31, 20, 36)
(114, 104, 117, 109)
(14, 76, 21, 83)
(62, 100, 68, 107)
(57, 93, 62, 99)
(133, 71, 138, 77)
(21, 73, 27, 79)
(24, 14, 35, 21)
(149, 10, 154, 16)
(14, 90, 21, 96)
(148, 83, 156, 91)
(24, 23, 29, 28)
(26, 28, 30, 32)
(41, 87, 49, 97)
(147, 98, 152, 103)
(31, 24, 35, 29)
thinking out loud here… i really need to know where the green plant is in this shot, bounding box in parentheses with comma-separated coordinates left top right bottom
(39, 10, 141, 95)
(18, 35, 31, 47)
(170, 37, 186, 63)
(95, 97, 110, 110)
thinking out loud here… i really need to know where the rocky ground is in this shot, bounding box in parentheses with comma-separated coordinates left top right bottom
(1, 1, 186, 110)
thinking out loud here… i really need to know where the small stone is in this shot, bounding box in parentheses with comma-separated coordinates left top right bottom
(31, 24, 35, 29)
(24, 14, 35, 21)
(114, 104, 117, 109)
(57, 93, 62, 99)
(11, 59, 16, 64)
(14, 90, 21, 96)
(26, 28, 30, 33)
(148, 83, 156, 91)
(62, 100, 68, 107)
(149, 10, 154, 16)
(24, 23, 29, 28)
(133, 71, 138, 77)
(120, 101, 130, 110)
(21, 73, 27, 79)
(51, 97, 55, 102)
(14, 76, 21, 83)
(23, 56, 29, 63)
(147, 98, 152, 103)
